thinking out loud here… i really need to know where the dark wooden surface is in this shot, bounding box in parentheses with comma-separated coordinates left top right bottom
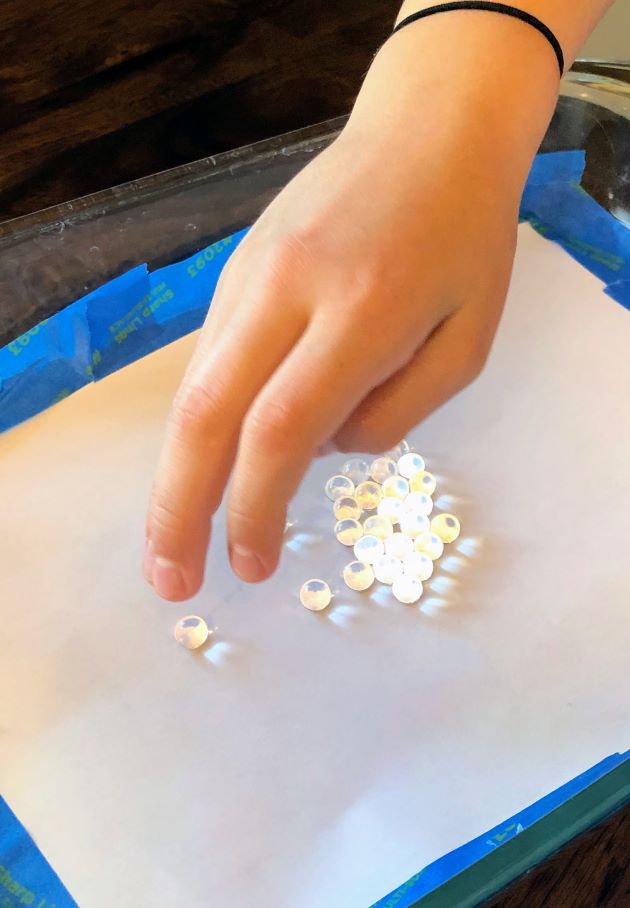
(0, 0, 391, 220)
(0, 1, 628, 904)
(484, 805, 630, 908)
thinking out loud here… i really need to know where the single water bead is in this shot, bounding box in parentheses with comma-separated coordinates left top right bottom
(299, 579, 332, 612)
(398, 452, 426, 479)
(373, 554, 404, 585)
(333, 496, 362, 521)
(409, 470, 437, 496)
(355, 481, 382, 511)
(384, 532, 414, 559)
(335, 518, 364, 546)
(377, 497, 403, 524)
(415, 532, 444, 561)
(353, 534, 385, 564)
(325, 474, 355, 501)
(173, 616, 210, 650)
(431, 513, 461, 544)
(392, 575, 423, 604)
(385, 440, 410, 460)
(402, 492, 433, 516)
(343, 561, 375, 592)
(402, 551, 434, 581)
(382, 475, 409, 500)
(363, 514, 394, 540)
(399, 511, 430, 539)
(341, 457, 370, 485)
(369, 456, 398, 484)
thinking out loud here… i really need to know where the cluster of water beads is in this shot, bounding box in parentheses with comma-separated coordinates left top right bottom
(299, 440, 461, 611)
(174, 442, 461, 641)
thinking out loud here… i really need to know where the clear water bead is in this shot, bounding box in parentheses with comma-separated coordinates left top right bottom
(341, 458, 370, 485)
(409, 470, 437, 496)
(353, 534, 385, 564)
(373, 555, 404, 585)
(385, 440, 410, 460)
(343, 561, 375, 592)
(382, 475, 409, 500)
(363, 515, 394, 540)
(431, 513, 461, 544)
(335, 518, 364, 546)
(398, 452, 426, 478)
(355, 481, 382, 511)
(325, 474, 355, 501)
(392, 575, 423, 604)
(377, 497, 403, 524)
(369, 456, 398, 484)
(384, 532, 414, 559)
(403, 551, 434, 581)
(400, 511, 430, 539)
(299, 579, 332, 612)
(173, 616, 210, 650)
(415, 532, 444, 560)
(333, 496, 362, 521)
(402, 492, 433, 516)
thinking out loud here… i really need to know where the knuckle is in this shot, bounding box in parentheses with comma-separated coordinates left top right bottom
(170, 381, 218, 437)
(148, 494, 185, 544)
(263, 232, 312, 292)
(228, 499, 256, 527)
(244, 397, 297, 451)
(228, 498, 268, 538)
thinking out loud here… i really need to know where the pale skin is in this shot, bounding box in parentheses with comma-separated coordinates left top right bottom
(144, 0, 614, 601)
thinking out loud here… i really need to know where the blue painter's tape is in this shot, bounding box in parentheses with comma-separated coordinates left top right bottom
(525, 148, 586, 186)
(2, 753, 627, 907)
(371, 750, 630, 907)
(0, 796, 78, 907)
(0, 229, 248, 432)
(2, 153, 630, 433)
(520, 150, 630, 308)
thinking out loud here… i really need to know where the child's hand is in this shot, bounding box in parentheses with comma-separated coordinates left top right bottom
(144, 13, 558, 600)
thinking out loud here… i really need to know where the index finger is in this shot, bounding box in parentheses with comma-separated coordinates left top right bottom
(145, 294, 305, 600)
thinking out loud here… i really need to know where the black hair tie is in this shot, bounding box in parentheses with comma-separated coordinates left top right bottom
(393, 2, 564, 76)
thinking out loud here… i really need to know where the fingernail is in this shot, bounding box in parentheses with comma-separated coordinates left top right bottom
(153, 557, 187, 600)
(143, 539, 156, 585)
(230, 545, 266, 583)
(316, 440, 337, 457)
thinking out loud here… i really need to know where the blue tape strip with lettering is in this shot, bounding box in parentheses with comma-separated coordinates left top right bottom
(2, 152, 630, 434)
(2, 153, 630, 433)
(0, 796, 78, 908)
(371, 750, 630, 907)
(0, 230, 248, 432)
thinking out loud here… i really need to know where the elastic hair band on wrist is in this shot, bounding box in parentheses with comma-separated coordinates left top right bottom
(393, 2, 564, 76)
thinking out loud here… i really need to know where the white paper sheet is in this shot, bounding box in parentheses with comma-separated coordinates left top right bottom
(1, 226, 629, 908)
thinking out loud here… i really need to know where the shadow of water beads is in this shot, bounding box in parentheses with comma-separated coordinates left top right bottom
(326, 607, 362, 629)
(456, 536, 483, 558)
(427, 574, 459, 596)
(369, 585, 396, 608)
(433, 492, 465, 512)
(284, 530, 326, 553)
(439, 554, 468, 575)
(202, 637, 241, 667)
(419, 596, 450, 616)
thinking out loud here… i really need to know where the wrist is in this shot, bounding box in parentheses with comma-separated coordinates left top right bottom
(345, 10, 560, 195)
